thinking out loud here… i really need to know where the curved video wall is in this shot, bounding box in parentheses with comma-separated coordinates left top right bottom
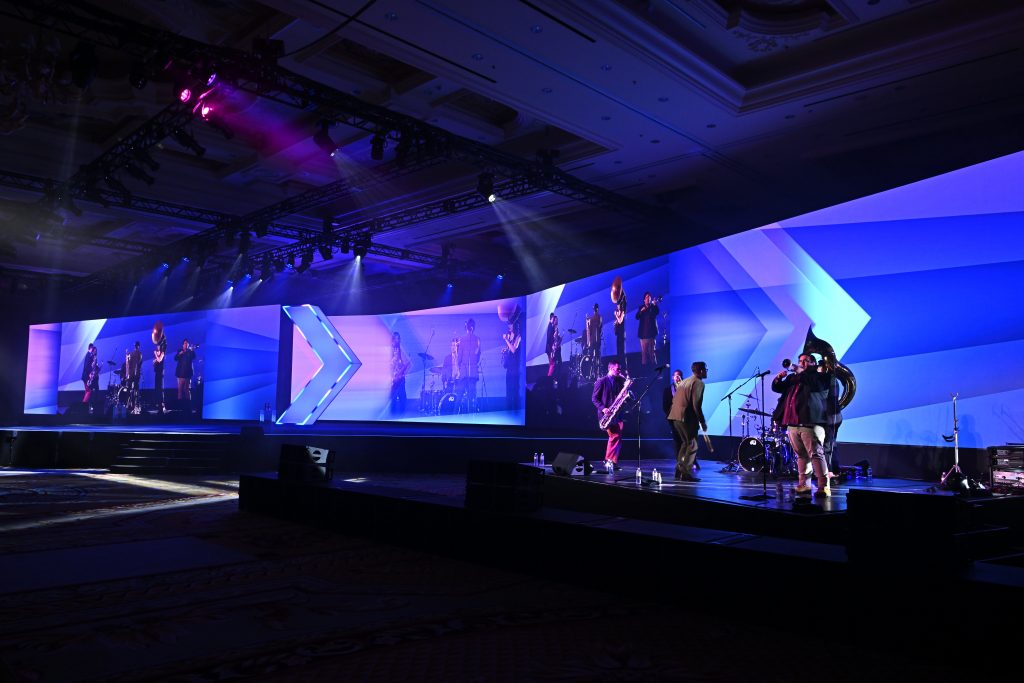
(24, 151, 1024, 446)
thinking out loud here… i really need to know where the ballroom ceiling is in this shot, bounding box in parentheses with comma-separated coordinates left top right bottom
(1, 0, 1022, 298)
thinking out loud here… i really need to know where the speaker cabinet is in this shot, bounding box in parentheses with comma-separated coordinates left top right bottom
(278, 444, 335, 482)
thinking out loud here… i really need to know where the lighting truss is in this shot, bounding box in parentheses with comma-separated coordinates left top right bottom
(0, 0, 656, 219)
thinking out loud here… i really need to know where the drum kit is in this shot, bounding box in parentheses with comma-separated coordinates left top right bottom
(566, 328, 601, 384)
(419, 362, 474, 416)
(733, 407, 796, 475)
(105, 358, 141, 415)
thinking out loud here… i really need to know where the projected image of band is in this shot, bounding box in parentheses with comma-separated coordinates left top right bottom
(24, 305, 281, 420)
(286, 297, 525, 425)
(525, 256, 670, 432)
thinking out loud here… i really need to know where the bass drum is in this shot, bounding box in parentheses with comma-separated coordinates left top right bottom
(438, 392, 464, 416)
(737, 437, 767, 472)
(116, 384, 132, 406)
(578, 354, 599, 382)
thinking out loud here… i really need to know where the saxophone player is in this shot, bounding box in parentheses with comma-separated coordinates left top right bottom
(592, 360, 627, 470)
(667, 361, 707, 482)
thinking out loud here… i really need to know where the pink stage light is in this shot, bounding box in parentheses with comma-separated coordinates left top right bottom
(201, 103, 214, 120)
(178, 87, 192, 103)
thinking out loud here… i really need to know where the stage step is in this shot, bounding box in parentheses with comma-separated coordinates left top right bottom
(111, 436, 234, 474)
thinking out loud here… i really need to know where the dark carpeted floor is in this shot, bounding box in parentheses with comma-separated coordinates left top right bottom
(0, 470, 1001, 682)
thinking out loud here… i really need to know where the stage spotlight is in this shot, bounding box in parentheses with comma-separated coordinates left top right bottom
(395, 130, 411, 161)
(352, 241, 368, 259)
(177, 85, 192, 103)
(313, 121, 338, 157)
(238, 231, 251, 254)
(162, 262, 170, 270)
(171, 128, 205, 157)
(477, 172, 495, 201)
(297, 249, 313, 273)
(124, 164, 155, 186)
(370, 133, 386, 160)
(182, 256, 190, 264)
(497, 273, 504, 280)
(340, 238, 351, 254)
(318, 244, 334, 261)
(128, 62, 148, 90)
(253, 222, 269, 238)
(447, 282, 454, 289)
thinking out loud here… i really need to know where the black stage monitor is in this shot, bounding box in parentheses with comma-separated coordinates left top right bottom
(278, 444, 334, 482)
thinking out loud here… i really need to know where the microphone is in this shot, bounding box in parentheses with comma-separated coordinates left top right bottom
(756, 370, 771, 378)
(656, 363, 670, 373)
(782, 358, 792, 369)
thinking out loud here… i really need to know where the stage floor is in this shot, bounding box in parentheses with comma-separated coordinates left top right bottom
(303, 457, 946, 516)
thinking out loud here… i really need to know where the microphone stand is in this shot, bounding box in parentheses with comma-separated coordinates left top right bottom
(940, 392, 962, 488)
(615, 368, 664, 483)
(720, 369, 766, 473)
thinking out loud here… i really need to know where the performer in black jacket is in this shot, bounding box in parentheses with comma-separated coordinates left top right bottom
(772, 353, 832, 497)
(174, 339, 196, 402)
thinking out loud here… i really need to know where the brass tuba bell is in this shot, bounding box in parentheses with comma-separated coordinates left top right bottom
(610, 276, 623, 304)
(802, 326, 856, 409)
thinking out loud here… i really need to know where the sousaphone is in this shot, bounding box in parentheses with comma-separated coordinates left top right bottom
(610, 276, 623, 304)
(802, 326, 856, 409)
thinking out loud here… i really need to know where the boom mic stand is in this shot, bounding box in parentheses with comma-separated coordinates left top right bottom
(615, 368, 664, 483)
(720, 368, 765, 473)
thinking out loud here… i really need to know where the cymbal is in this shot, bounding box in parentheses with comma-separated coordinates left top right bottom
(738, 407, 771, 417)
(418, 352, 434, 360)
(106, 360, 118, 366)
(429, 366, 443, 374)
(565, 328, 577, 334)
(574, 336, 584, 344)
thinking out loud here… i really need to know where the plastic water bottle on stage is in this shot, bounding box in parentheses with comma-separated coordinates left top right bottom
(605, 459, 613, 474)
(635, 467, 642, 484)
(533, 452, 538, 466)
(539, 453, 545, 467)
(652, 468, 659, 485)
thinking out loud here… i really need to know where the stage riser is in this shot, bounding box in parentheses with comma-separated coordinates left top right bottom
(238, 473, 1024, 639)
(1, 428, 992, 482)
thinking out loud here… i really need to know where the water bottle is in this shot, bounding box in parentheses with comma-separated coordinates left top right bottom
(533, 452, 538, 466)
(605, 459, 613, 474)
(652, 468, 659, 485)
(635, 466, 642, 484)
(539, 453, 545, 467)
(866, 466, 873, 479)
(259, 406, 265, 422)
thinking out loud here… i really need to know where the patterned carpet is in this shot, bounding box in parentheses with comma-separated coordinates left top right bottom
(0, 471, 996, 682)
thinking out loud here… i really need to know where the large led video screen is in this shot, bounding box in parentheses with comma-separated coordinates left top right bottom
(664, 151, 1024, 448)
(286, 297, 526, 425)
(24, 305, 281, 420)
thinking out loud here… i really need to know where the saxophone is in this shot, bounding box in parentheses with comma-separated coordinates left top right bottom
(599, 376, 634, 430)
(802, 326, 857, 409)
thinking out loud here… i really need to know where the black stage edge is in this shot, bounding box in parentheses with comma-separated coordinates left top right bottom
(239, 469, 1024, 643)
(0, 422, 997, 482)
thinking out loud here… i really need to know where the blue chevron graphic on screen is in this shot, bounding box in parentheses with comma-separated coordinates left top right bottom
(278, 305, 361, 425)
